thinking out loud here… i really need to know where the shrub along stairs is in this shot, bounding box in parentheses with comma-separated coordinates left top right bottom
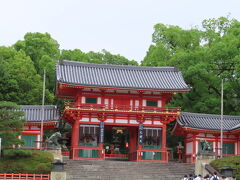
(64, 158, 194, 180)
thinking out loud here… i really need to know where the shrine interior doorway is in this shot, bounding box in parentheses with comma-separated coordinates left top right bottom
(104, 125, 137, 160)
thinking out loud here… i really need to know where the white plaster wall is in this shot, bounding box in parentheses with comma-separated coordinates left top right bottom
(130, 100, 133, 106)
(97, 97, 101, 104)
(142, 100, 146, 106)
(104, 99, 109, 105)
(82, 96, 85, 103)
(130, 120, 138, 124)
(198, 133, 205, 137)
(186, 142, 193, 154)
(158, 100, 162, 107)
(30, 126, 40, 130)
(196, 141, 198, 154)
(22, 131, 40, 134)
(105, 119, 114, 123)
(218, 142, 221, 154)
(116, 119, 128, 123)
(153, 121, 162, 125)
(81, 118, 90, 122)
(37, 135, 40, 149)
(213, 142, 216, 152)
(111, 99, 114, 108)
(91, 118, 99, 122)
(143, 121, 152, 125)
(135, 100, 139, 107)
(206, 134, 214, 138)
(235, 142, 237, 155)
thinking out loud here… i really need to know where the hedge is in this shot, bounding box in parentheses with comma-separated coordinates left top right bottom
(0, 149, 54, 174)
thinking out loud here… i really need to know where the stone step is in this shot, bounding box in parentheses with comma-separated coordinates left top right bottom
(64, 158, 194, 180)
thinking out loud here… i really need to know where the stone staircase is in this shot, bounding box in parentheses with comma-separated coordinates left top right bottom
(64, 158, 194, 180)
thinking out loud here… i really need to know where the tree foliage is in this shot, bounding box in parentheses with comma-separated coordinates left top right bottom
(60, 49, 138, 65)
(0, 46, 54, 105)
(142, 16, 240, 115)
(0, 101, 25, 148)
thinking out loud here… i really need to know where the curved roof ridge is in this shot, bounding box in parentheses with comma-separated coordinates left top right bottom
(56, 60, 190, 91)
(178, 112, 240, 131)
(181, 112, 240, 120)
(19, 105, 59, 122)
(59, 59, 178, 72)
(20, 105, 57, 109)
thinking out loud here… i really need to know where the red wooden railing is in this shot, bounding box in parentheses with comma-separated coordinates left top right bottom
(71, 146, 105, 160)
(0, 173, 50, 180)
(105, 153, 128, 158)
(65, 103, 180, 114)
(61, 151, 70, 156)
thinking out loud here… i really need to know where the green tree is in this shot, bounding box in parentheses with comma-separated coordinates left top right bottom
(60, 49, 138, 65)
(14, 32, 60, 73)
(0, 46, 54, 105)
(0, 101, 25, 148)
(13, 32, 60, 94)
(142, 16, 240, 115)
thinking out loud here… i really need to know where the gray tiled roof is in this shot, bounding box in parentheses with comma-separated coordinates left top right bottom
(177, 112, 240, 131)
(20, 105, 59, 122)
(56, 60, 190, 91)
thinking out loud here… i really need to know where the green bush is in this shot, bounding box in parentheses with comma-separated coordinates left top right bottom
(210, 156, 240, 179)
(4, 149, 33, 158)
(0, 150, 54, 174)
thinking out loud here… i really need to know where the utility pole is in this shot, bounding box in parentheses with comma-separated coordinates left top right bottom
(220, 79, 223, 158)
(40, 69, 46, 150)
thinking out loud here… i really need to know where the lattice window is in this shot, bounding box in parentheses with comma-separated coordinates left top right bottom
(86, 97, 97, 104)
(146, 100, 158, 107)
(143, 127, 162, 149)
(22, 135, 36, 148)
(79, 125, 99, 147)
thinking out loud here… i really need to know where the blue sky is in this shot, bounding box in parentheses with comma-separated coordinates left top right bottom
(1, 0, 240, 62)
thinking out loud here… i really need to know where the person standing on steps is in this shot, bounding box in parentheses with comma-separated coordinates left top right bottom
(204, 174, 210, 180)
(188, 174, 194, 180)
(194, 174, 202, 180)
(221, 176, 229, 180)
(181, 175, 188, 180)
(210, 172, 219, 180)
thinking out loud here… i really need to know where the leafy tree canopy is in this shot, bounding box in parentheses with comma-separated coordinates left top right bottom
(60, 49, 138, 65)
(0, 46, 54, 105)
(142, 16, 240, 115)
(0, 101, 25, 148)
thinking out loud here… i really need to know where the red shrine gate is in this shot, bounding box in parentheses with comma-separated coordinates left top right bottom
(56, 60, 190, 162)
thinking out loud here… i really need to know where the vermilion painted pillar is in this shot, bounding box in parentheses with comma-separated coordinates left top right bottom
(162, 124, 167, 161)
(215, 135, 219, 157)
(129, 126, 137, 161)
(137, 123, 144, 161)
(192, 135, 196, 163)
(71, 119, 79, 159)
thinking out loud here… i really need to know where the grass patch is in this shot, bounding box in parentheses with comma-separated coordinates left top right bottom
(210, 156, 240, 179)
(0, 149, 54, 174)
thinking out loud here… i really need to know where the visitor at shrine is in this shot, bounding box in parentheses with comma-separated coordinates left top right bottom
(194, 174, 202, 180)
(181, 175, 188, 180)
(210, 172, 219, 180)
(188, 174, 194, 180)
(221, 176, 228, 180)
(203, 174, 210, 180)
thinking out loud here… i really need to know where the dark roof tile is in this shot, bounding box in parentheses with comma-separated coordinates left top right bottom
(56, 60, 190, 91)
(19, 105, 59, 122)
(177, 112, 240, 131)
